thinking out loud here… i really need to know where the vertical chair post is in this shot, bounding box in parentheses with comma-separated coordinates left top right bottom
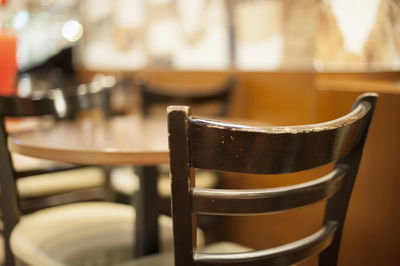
(320, 94, 377, 266)
(0, 119, 19, 266)
(168, 106, 196, 266)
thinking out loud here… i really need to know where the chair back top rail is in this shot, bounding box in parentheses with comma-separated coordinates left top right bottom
(0, 96, 55, 117)
(194, 221, 337, 266)
(140, 77, 235, 99)
(192, 165, 347, 215)
(0, 86, 111, 119)
(188, 96, 372, 174)
(142, 86, 231, 103)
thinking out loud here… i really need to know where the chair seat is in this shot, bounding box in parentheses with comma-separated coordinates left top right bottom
(10, 202, 196, 266)
(111, 166, 218, 197)
(12, 153, 72, 172)
(116, 242, 252, 266)
(16, 167, 105, 198)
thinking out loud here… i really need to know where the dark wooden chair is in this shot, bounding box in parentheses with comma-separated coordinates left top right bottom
(0, 91, 177, 266)
(112, 77, 236, 216)
(165, 93, 377, 266)
(139, 77, 235, 117)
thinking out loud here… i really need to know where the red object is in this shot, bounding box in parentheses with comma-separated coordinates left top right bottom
(0, 29, 17, 95)
(0, 0, 6, 6)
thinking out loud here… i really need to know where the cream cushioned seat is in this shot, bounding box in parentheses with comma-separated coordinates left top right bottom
(13, 154, 105, 197)
(111, 166, 218, 197)
(12, 153, 72, 172)
(11, 202, 204, 266)
(17, 167, 105, 197)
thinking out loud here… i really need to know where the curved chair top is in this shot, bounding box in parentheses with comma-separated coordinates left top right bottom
(178, 93, 377, 174)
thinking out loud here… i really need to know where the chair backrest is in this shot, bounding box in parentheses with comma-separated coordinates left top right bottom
(0, 85, 111, 265)
(168, 93, 377, 266)
(138, 77, 235, 117)
(50, 75, 114, 119)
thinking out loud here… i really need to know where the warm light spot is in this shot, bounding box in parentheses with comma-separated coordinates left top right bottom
(62, 20, 83, 42)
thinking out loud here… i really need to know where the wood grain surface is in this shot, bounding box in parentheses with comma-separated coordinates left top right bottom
(8, 115, 169, 166)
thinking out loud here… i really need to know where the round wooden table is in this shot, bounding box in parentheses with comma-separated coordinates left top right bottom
(8, 114, 170, 257)
(8, 114, 169, 165)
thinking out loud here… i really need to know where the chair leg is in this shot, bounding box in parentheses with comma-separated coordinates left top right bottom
(158, 197, 171, 216)
(3, 223, 15, 266)
(103, 166, 116, 202)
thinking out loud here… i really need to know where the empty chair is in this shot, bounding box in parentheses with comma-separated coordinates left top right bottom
(167, 93, 377, 265)
(112, 77, 236, 213)
(9, 77, 114, 212)
(139, 76, 235, 117)
(0, 94, 182, 266)
(119, 93, 377, 266)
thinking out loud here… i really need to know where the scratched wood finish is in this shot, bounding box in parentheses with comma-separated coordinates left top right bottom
(189, 101, 370, 174)
(168, 93, 376, 266)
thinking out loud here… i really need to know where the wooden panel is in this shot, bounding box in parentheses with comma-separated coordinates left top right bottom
(315, 74, 400, 266)
(234, 72, 318, 124)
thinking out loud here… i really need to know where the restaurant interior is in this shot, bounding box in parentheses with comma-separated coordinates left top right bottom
(0, 0, 399, 265)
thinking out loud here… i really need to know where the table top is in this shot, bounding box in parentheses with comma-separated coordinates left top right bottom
(8, 115, 169, 166)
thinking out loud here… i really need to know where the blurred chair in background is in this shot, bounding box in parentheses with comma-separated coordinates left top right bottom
(11, 75, 115, 214)
(111, 77, 235, 219)
(139, 76, 235, 117)
(0, 92, 179, 266)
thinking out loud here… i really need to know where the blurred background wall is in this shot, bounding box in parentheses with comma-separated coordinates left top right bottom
(3, 0, 399, 72)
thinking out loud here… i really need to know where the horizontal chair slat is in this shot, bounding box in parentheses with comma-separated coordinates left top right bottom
(192, 165, 347, 215)
(194, 221, 337, 266)
(189, 102, 370, 174)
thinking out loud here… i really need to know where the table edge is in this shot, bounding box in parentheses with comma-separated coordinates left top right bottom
(8, 138, 170, 165)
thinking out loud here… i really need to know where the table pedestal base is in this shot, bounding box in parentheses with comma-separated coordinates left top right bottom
(134, 165, 160, 257)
